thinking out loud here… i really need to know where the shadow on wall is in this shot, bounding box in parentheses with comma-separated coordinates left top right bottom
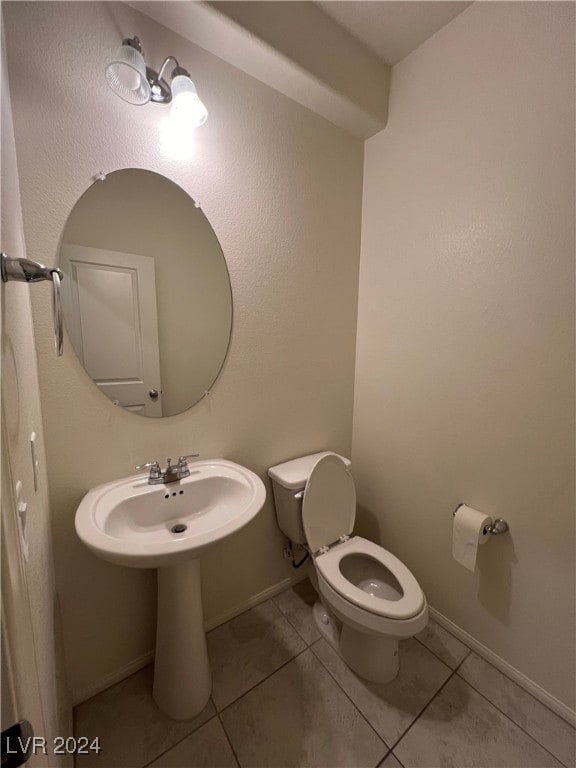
(355, 504, 383, 545)
(355, 503, 518, 627)
(53, 595, 74, 742)
(1, 332, 22, 445)
(477, 533, 518, 627)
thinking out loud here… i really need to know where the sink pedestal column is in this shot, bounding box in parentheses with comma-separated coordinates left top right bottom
(153, 558, 211, 720)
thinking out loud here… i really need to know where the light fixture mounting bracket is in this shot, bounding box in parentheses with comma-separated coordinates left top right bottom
(146, 67, 172, 104)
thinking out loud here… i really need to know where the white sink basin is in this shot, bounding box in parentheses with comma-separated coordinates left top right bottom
(74, 458, 266, 721)
(75, 459, 265, 568)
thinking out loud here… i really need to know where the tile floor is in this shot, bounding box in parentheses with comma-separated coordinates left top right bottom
(75, 578, 575, 768)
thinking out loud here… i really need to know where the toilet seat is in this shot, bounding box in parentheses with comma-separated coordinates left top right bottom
(302, 454, 425, 623)
(315, 536, 425, 620)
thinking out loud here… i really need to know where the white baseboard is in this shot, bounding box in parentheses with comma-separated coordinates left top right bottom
(73, 649, 155, 706)
(429, 606, 576, 728)
(73, 571, 307, 706)
(204, 572, 308, 631)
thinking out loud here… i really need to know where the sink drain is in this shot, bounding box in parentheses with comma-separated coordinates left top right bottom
(171, 523, 187, 534)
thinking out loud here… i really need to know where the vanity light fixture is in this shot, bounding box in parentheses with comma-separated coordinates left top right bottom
(105, 37, 149, 105)
(105, 35, 208, 126)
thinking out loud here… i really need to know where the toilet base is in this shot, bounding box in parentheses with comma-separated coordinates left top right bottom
(313, 600, 400, 684)
(340, 624, 399, 683)
(313, 600, 341, 649)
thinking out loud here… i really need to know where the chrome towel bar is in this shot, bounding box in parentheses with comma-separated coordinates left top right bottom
(1, 252, 64, 357)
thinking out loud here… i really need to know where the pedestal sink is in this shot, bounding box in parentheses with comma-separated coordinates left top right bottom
(75, 459, 266, 720)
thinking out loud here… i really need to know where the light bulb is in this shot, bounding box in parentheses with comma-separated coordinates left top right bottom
(170, 74, 208, 127)
(116, 66, 142, 92)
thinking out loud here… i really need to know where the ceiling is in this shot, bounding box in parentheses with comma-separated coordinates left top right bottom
(130, 1, 474, 138)
(318, 1, 473, 65)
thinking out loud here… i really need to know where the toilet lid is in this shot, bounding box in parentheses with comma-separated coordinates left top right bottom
(302, 454, 356, 554)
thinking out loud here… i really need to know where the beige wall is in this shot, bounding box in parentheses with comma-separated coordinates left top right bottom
(353, 1, 575, 710)
(61, 169, 232, 416)
(3, 1, 363, 702)
(1, 19, 71, 756)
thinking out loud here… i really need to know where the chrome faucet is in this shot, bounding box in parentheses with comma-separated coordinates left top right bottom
(136, 454, 199, 484)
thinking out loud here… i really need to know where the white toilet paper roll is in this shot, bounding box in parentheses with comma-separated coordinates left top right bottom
(452, 504, 492, 572)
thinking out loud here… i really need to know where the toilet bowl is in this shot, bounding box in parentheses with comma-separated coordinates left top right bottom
(269, 452, 428, 683)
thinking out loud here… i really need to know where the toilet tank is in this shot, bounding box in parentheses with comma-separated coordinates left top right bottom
(268, 451, 352, 545)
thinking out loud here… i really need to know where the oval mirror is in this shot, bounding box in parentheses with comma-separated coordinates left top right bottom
(58, 169, 232, 417)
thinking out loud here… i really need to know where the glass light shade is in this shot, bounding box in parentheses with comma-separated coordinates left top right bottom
(105, 42, 150, 105)
(170, 75, 208, 127)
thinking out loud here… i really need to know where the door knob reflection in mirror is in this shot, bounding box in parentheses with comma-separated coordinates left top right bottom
(149, 389, 159, 400)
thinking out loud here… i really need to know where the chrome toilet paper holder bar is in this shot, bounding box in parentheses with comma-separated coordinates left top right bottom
(453, 503, 509, 535)
(1, 252, 64, 357)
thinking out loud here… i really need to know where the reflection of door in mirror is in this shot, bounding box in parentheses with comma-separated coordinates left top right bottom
(58, 169, 232, 418)
(60, 244, 163, 417)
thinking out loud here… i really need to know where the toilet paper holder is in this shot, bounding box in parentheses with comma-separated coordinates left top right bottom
(453, 504, 509, 535)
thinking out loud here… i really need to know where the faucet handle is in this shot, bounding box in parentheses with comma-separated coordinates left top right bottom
(178, 454, 199, 470)
(135, 460, 161, 478)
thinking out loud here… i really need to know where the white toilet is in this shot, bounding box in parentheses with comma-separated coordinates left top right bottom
(269, 451, 428, 683)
